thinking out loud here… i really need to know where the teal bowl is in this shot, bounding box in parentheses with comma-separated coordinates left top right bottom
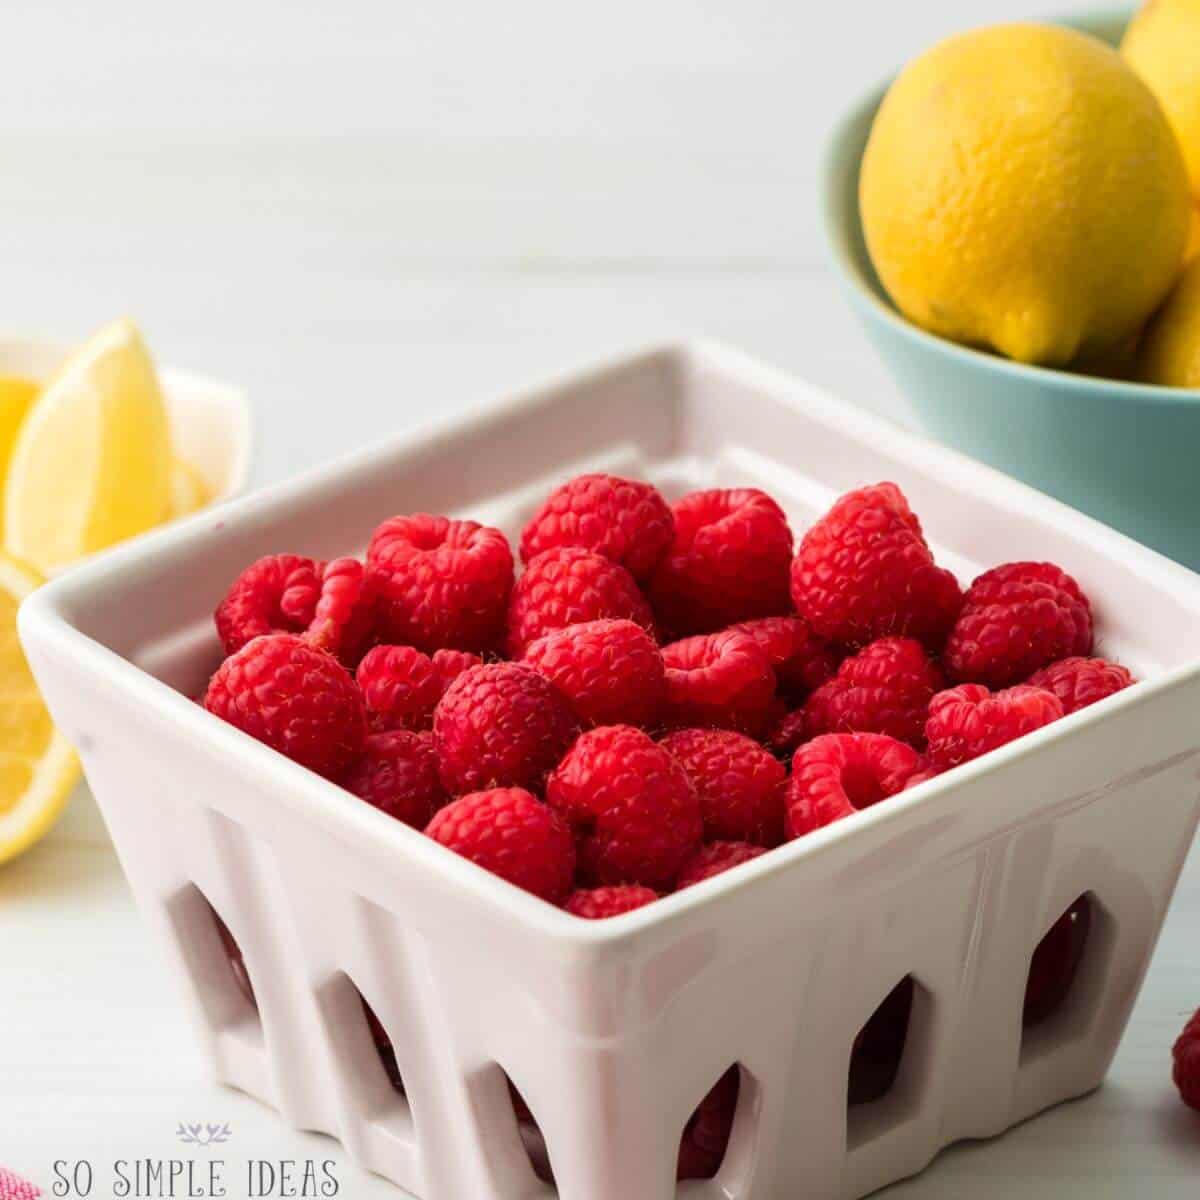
(822, 7, 1200, 571)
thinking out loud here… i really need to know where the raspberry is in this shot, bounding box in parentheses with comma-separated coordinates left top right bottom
(519, 473, 674, 581)
(661, 630, 776, 736)
(1173, 1008, 1200, 1112)
(944, 562, 1094, 687)
(1024, 895, 1092, 1027)
(791, 483, 962, 649)
(522, 619, 665, 728)
(925, 683, 1064, 769)
(659, 728, 785, 846)
(785, 733, 922, 839)
(903, 763, 942, 790)
(367, 514, 513, 653)
(564, 885, 659, 919)
(675, 840, 767, 888)
(433, 662, 579, 795)
(1026, 656, 1134, 715)
(506, 547, 654, 658)
(356, 644, 443, 731)
(677, 1067, 740, 1181)
(203, 633, 366, 779)
(342, 730, 446, 827)
(730, 616, 839, 701)
(425, 787, 575, 904)
(215, 554, 323, 655)
(803, 637, 943, 748)
(764, 706, 808, 761)
(305, 556, 378, 664)
(650, 488, 793, 636)
(546, 725, 702, 889)
(431, 648, 482, 693)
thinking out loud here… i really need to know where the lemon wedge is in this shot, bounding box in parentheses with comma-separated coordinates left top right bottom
(168, 456, 211, 519)
(0, 552, 79, 863)
(0, 376, 40, 531)
(4, 318, 172, 574)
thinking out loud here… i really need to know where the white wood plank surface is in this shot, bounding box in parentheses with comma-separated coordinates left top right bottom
(3, 0, 1198, 1193)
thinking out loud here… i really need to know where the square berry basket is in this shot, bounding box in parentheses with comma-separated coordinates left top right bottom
(18, 342, 1200, 1200)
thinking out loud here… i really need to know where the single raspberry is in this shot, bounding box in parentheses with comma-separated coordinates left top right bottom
(785, 733, 922, 839)
(903, 763, 942, 790)
(522, 618, 665, 728)
(1026, 656, 1134, 715)
(764, 706, 808, 761)
(803, 637, 943, 748)
(791, 483, 962, 649)
(304, 556, 378, 664)
(367, 514, 513, 653)
(425, 787, 575, 904)
(925, 683, 1064, 769)
(203, 633, 366, 778)
(659, 728, 786, 846)
(546, 725, 702, 889)
(564, 885, 659, 919)
(1024, 895, 1092, 1027)
(661, 630, 776, 736)
(431, 648, 482, 693)
(433, 662, 579, 795)
(1173, 1008, 1200, 1112)
(944, 562, 1094, 687)
(675, 840, 768, 888)
(342, 730, 446, 828)
(730, 616, 840, 701)
(519, 473, 674, 581)
(650, 488, 793, 636)
(215, 554, 323, 655)
(356, 644, 443, 731)
(506, 547, 654, 658)
(677, 1067, 740, 1181)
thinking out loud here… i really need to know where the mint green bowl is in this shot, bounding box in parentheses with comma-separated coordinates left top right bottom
(822, 7, 1200, 570)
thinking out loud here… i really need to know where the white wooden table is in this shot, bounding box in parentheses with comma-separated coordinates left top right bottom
(3, 0, 1198, 1194)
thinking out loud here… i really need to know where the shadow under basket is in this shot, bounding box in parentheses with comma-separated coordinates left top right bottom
(21, 341, 1200, 1199)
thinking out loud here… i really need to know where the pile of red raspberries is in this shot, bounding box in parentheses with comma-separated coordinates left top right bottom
(202, 475, 1136, 919)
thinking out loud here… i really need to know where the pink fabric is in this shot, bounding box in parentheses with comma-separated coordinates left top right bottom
(0, 1169, 39, 1199)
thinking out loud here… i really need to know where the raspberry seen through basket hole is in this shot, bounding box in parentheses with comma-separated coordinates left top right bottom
(848, 976, 915, 1106)
(1022, 894, 1093, 1028)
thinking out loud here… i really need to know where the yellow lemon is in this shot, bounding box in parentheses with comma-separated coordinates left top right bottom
(860, 23, 1191, 366)
(168, 456, 211, 519)
(0, 552, 80, 864)
(1122, 0, 1200, 201)
(5, 318, 172, 574)
(1137, 258, 1200, 387)
(1188, 209, 1200, 264)
(0, 376, 40, 531)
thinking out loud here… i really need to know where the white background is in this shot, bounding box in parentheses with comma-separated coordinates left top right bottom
(3, 1, 1199, 1195)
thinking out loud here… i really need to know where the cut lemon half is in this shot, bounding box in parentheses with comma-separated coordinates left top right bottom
(4, 318, 172, 575)
(0, 552, 79, 864)
(0, 375, 40, 532)
(168, 456, 211, 519)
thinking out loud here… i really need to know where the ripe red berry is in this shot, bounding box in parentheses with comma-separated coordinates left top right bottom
(804, 637, 943, 748)
(1173, 1008, 1200, 1112)
(304, 556, 378, 664)
(677, 1067, 740, 1181)
(944, 561, 1093, 688)
(763, 706, 808, 761)
(661, 630, 776, 736)
(675, 840, 768, 889)
(546, 725, 702, 889)
(791, 483, 962, 649)
(425, 787, 575, 904)
(367, 513, 513, 653)
(215, 554, 324, 655)
(730, 615, 839, 701)
(203, 633, 367, 779)
(434, 662, 579, 796)
(650, 488, 793, 636)
(659, 728, 786, 846)
(786, 733, 922, 839)
(519, 473, 674, 581)
(1023, 895, 1092, 1027)
(1026, 656, 1134, 715)
(342, 730, 446, 828)
(925, 683, 1064, 769)
(356, 644, 443, 731)
(522, 618, 665, 728)
(506, 547, 654, 658)
(564, 885, 659, 919)
(430, 648, 482, 694)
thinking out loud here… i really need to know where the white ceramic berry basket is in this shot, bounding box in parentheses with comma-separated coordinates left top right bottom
(18, 342, 1200, 1200)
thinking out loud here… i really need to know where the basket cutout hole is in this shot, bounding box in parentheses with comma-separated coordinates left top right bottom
(846, 975, 933, 1150)
(505, 1074, 553, 1186)
(165, 885, 262, 1041)
(315, 972, 412, 1136)
(1020, 892, 1114, 1065)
